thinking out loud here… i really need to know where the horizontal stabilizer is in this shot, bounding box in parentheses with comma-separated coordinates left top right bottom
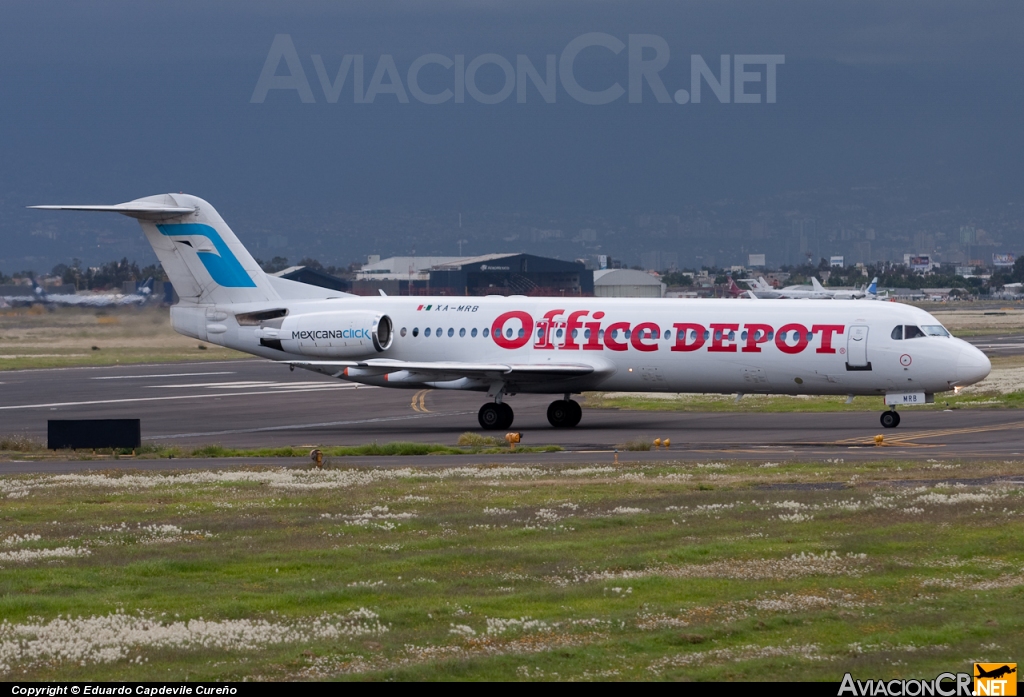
(30, 202, 195, 221)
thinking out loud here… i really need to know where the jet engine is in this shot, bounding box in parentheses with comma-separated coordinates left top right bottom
(274, 311, 393, 357)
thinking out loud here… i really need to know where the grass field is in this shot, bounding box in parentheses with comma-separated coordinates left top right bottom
(1, 457, 1021, 681)
(0, 434, 563, 462)
(0, 305, 241, 370)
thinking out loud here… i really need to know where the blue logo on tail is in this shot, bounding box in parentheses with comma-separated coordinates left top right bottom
(156, 223, 256, 288)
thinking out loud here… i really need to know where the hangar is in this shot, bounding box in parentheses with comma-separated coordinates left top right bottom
(427, 253, 593, 296)
(594, 268, 666, 298)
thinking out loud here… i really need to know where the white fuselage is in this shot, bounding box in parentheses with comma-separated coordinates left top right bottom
(172, 295, 990, 398)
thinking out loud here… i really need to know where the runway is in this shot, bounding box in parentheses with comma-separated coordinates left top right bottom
(3, 358, 1024, 471)
(964, 333, 1024, 356)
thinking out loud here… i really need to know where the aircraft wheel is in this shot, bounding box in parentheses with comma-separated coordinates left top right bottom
(880, 410, 900, 429)
(547, 400, 572, 428)
(547, 400, 583, 428)
(497, 403, 514, 429)
(478, 403, 502, 430)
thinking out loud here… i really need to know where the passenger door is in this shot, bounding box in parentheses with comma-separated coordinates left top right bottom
(846, 325, 871, 370)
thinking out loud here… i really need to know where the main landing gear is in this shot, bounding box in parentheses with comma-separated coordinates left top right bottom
(476, 396, 584, 430)
(880, 408, 901, 429)
(546, 399, 582, 428)
(478, 402, 514, 430)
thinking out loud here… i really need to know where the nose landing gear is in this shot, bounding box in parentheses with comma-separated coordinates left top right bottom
(547, 399, 582, 428)
(478, 402, 514, 430)
(880, 409, 901, 429)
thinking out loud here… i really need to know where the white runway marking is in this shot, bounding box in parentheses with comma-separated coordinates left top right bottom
(91, 371, 238, 380)
(146, 381, 338, 389)
(0, 384, 376, 411)
(148, 411, 477, 440)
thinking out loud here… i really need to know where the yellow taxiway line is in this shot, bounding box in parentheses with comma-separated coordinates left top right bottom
(410, 389, 431, 413)
(832, 419, 1024, 447)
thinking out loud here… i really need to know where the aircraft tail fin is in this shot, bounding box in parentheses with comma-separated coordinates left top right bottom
(30, 276, 46, 297)
(867, 277, 878, 295)
(811, 277, 825, 291)
(33, 194, 306, 305)
(727, 276, 743, 296)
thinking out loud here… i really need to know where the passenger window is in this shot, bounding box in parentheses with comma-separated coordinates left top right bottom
(483, 328, 489, 337)
(424, 328, 431, 337)
(400, 327, 407, 337)
(663, 330, 671, 340)
(703, 330, 710, 341)
(471, 328, 478, 337)
(518, 328, 525, 338)
(436, 327, 442, 337)
(459, 328, 465, 337)
(584, 329, 591, 338)
(412, 327, 419, 337)
(891, 326, 902, 340)
(556, 328, 563, 338)
(448, 327, 454, 337)
(571, 329, 578, 338)
(904, 325, 926, 339)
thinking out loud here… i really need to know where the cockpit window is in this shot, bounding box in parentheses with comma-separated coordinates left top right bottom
(904, 325, 926, 339)
(891, 326, 903, 340)
(921, 325, 950, 337)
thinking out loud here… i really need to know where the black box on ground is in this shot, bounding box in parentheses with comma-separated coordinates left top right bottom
(47, 419, 141, 450)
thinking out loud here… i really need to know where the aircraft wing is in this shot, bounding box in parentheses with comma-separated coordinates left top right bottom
(286, 358, 596, 382)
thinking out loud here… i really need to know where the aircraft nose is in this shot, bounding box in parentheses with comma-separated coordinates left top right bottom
(957, 344, 991, 386)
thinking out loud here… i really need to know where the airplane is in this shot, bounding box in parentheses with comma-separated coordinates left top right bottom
(725, 276, 756, 299)
(6, 277, 156, 307)
(975, 665, 1016, 680)
(808, 276, 876, 300)
(745, 276, 879, 300)
(31, 194, 991, 431)
(864, 277, 890, 301)
(741, 277, 784, 299)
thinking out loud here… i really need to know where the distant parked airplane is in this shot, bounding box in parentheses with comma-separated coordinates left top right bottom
(2, 277, 155, 307)
(743, 276, 879, 300)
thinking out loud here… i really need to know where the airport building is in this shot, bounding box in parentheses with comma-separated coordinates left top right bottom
(593, 269, 665, 298)
(352, 256, 461, 296)
(273, 266, 350, 293)
(351, 253, 594, 297)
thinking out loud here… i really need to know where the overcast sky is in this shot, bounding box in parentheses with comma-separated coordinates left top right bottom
(2, 1, 1022, 266)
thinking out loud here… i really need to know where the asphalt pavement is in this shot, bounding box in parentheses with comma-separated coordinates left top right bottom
(3, 359, 1024, 472)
